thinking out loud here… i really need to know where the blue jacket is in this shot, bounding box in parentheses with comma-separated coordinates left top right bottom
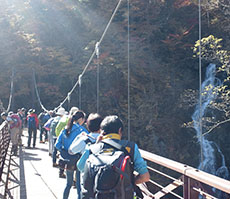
(55, 123, 89, 151)
(77, 135, 148, 175)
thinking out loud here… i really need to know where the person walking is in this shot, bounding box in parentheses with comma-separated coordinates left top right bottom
(38, 111, 51, 143)
(17, 108, 24, 146)
(21, 108, 27, 128)
(55, 106, 79, 178)
(26, 109, 39, 148)
(80, 115, 150, 199)
(49, 107, 66, 167)
(55, 110, 88, 199)
(69, 113, 103, 160)
(1, 112, 22, 155)
(69, 113, 103, 198)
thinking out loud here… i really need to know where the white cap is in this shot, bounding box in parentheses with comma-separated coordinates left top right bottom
(69, 107, 79, 115)
(56, 107, 65, 116)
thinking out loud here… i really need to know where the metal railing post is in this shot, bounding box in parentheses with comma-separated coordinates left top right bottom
(183, 175, 191, 199)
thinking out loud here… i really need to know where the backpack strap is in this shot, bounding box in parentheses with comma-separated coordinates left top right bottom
(85, 138, 93, 144)
(101, 139, 129, 156)
(127, 141, 135, 163)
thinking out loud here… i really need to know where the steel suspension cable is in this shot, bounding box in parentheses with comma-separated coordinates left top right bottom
(6, 68, 15, 112)
(53, 0, 123, 112)
(198, 0, 203, 169)
(79, 74, 82, 109)
(96, 42, 100, 113)
(33, 69, 49, 112)
(127, 0, 130, 141)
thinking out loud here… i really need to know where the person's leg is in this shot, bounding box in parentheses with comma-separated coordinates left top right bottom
(32, 128, 37, 148)
(14, 128, 20, 154)
(63, 170, 74, 199)
(18, 127, 23, 146)
(27, 128, 32, 147)
(10, 128, 17, 155)
(59, 159, 66, 178)
(52, 138, 58, 165)
(50, 133, 54, 156)
(76, 169, 81, 199)
(44, 128, 48, 142)
(40, 127, 43, 142)
(10, 128, 16, 145)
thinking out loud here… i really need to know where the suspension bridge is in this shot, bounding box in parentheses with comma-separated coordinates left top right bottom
(1, 0, 230, 198)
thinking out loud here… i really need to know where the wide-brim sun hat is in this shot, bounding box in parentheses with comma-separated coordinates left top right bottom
(56, 107, 65, 116)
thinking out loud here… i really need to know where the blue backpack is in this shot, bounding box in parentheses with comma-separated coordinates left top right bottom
(28, 116, 36, 129)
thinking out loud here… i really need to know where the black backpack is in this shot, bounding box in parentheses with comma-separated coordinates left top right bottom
(82, 139, 135, 199)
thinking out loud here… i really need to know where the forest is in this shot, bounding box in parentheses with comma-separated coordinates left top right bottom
(0, 0, 230, 181)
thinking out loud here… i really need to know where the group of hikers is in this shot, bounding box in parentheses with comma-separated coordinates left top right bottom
(1, 106, 150, 199)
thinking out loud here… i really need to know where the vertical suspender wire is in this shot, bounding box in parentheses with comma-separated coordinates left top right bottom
(79, 75, 82, 110)
(67, 92, 71, 111)
(198, 0, 203, 169)
(127, 0, 130, 141)
(6, 68, 14, 112)
(96, 42, 100, 113)
(52, 0, 123, 113)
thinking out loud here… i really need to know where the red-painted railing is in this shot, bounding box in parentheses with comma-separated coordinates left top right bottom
(140, 149, 230, 199)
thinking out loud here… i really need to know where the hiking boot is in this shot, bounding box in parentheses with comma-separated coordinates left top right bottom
(53, 163, 59, 167)
(59, 173, 66, 178)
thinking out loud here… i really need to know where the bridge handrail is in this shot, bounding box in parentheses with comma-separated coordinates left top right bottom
(140, 149, 230, 195)
(0, 121, 7, 131)
(0, 121, 10, 181)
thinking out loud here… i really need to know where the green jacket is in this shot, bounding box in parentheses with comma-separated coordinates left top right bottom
(55, 115, 69, 137)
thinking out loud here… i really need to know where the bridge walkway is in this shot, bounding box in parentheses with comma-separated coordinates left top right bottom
(2, 126, 230, 199)
(6, 129, 76, 199)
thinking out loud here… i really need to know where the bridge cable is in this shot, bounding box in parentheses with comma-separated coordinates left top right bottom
(67, 92, 71, 111)
(127, 0, 130, 141)
(6, 67, 15, 113)
(33, 69, 49, 112)
(79, 74, 82, 110)
(52, 0, 123, 112)
(96, 42, 100, 113)
(198, 0, 203, 169)
(30, 0, 123, 113)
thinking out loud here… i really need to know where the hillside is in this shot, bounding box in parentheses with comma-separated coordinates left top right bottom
(0, 0, 230, 171)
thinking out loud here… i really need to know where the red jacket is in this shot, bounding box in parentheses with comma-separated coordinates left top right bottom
(27, 113, 39, 128)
